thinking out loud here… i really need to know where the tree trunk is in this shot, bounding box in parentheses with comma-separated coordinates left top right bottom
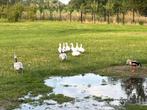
(40, 12, 42, 20)
(132, 9, 135, 23)
(80, 11, 83, 23)
(42, 11, 45, 20)
(116, 11, 119, 24)
(69, 12, 72, 22)
(122, 12, 125, 24)
(91, 10, 93, 23)
(104, 9, 107, 22)
(49, 11, 53, 20)
(93, 12, 96, 24)
(107, 11, 110, 24)
(59, 10, 62, 21)
(0, 13, 1, 19)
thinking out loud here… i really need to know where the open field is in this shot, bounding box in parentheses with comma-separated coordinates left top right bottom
(0, 21, 147, 109)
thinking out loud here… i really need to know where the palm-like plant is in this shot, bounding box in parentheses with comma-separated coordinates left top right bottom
(121, 0, 129, 24)
(104, 0, 114, 24)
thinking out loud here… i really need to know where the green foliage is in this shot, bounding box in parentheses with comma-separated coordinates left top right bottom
(26, 4, 37, 21)
(7, 3, 23, 22)
(48, 94, 74, 104)
(139, 21, 144, 25)
(0, 5, 7, 18)
(0, 0, 147, 23)
(126, 104, 147, 110)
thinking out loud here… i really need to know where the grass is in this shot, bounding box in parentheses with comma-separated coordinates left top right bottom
(0, 21, 147, 109)
(126, 104, 147, 110)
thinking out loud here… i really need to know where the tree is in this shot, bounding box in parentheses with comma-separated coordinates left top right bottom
(120, 0, 128, 24)
(113, 0, 122, 24)
(67, 3, 74, 22)
(7, 2, 24, 22)
(90, 0, 98, 23)
(45, 0, 56, 20)
(27, 3, 37, 21)
(128, 0, 139, 23)
(58, 1, 65, 20)
(69, 0, 86, 23)
(104, 0, 114, 24)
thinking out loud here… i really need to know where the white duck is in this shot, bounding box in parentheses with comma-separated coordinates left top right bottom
(13, 53, 23, 73)
(65, 42, 70, 52)
(70, 43, 76, 52)
(75, 42, 80, 51)
(58, 43, 62, 53)
(70, 43, 80, 56)
(78, 44, 85, 53)
(62, 43, 66, 53)
(59, 51, 67, 61)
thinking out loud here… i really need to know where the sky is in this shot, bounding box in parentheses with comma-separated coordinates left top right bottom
(59, 0, 70, 4)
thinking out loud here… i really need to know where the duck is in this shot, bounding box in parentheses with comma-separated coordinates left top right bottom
(65, 42, 70, 52)
(126, 59, 142, 67)
(58, 43, 62, 53)
(70, 43, 80, 56)
(13, 53, 23, 73)
(126, 59, 142, 72)
(62, 43, 66, 53)
(78, 44, 85, 53)
(70, 43, 75, 52)
(75, 42, 80, 51)
(59, 51, 67, 61)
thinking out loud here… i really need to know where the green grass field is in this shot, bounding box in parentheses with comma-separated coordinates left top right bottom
(0, 21, 147, 109)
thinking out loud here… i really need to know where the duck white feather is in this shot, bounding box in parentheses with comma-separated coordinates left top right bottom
(78, 44, 85, 53)
(14, 62, 23, 70)
(62, 43, 66, 53)
(75, 43, 79, 51)
(59, 52, 67, 61)
(58, 43, 62, 53)
(70, 43, 81, 56)
(70, 43, 76, 51)
(13, 53, 23, 72)
(65, 42, 70, 52)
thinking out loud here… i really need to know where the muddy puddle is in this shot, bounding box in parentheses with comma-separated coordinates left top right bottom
(15, 73, 147, 110)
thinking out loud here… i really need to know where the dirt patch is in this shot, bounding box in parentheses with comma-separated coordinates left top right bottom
(98, 65, 147, 77)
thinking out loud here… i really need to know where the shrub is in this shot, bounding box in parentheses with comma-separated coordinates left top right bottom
(139, 21, 144, 25)
(7, 3, 23, 22)
(26, 5, 37, 21)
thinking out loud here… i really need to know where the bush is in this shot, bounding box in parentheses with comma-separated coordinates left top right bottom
(7, 3, 23, 22)
(139, 21, 144, 25)
(26, 5, 37, 21)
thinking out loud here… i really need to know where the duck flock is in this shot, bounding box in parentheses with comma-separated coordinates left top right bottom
(58, 42, 85, 61)
(13, 43, 142, 74)
(12, 42, 85, 73)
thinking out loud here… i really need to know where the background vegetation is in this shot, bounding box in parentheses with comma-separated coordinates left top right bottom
(0, 0, 147, 24)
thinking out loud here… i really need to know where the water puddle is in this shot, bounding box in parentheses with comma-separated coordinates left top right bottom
(15, 73, 147, 110)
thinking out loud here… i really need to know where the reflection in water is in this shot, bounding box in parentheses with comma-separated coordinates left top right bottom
(15, 73, 147, 110)
(44, 73, 127, 100)
(44, 74, 147, 105)
(121, 77, 147, 104)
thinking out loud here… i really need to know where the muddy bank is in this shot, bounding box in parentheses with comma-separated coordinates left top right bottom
(98, 65, 147, 77)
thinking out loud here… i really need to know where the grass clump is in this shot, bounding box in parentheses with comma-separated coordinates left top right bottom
(47, 94, 74, 104)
